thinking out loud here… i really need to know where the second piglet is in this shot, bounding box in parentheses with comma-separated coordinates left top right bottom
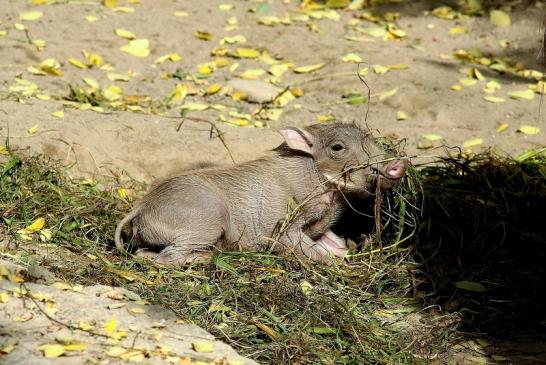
(115, 123, 407, 265)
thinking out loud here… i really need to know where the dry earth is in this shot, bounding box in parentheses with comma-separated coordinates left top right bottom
(0, 0, 544, 182)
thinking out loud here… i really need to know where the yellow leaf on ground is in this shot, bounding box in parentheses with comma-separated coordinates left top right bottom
(463, 138, 483, 148)
(518, 125, 540, 135)
(451, 84, 462, 91)
(396, 111, 407, 120)
(508, 90, 535, 100)
(206, 83, 222, 94)
(68, 58, 87, 69)
(63, 343, 86, 352)
(194, 31, 213, 41)
(317, 115, 335, 122)
(234, 48, 260, 59)
(128, 306, 146, 314)
(449, 26, 466, 35)
(180, 103, 209, 112)
(459, 78, 477, 87)
(115, 28, 136, 39)
(378, 88, 397, 101)
(169, 84, 187, 104)
(51, 110, 64, 119)
(423, 134, 443, 141)
(85, 15, 99, 22)
(19, 217, 45, 234)
(107, 73, 131, 82)
(342, 53, 362, 63)
(154, 53, 181, 64)
(20, 11, 44, 21)
(490, 10, 510, 27)
(0, 292, 8, 303)
(496, 123, 509, 133)
(14, 23, 27, 31)
(79, 321, 94, 331)
(103, 86, 123, 101)
(0, 345, 14, 354)
(173, 11, 188, 17)
(373, 64, 390, 74)
(269, 64, 289, 77)
(32, 39, 46, 50)
(240, 69, 265, 80)
(86, 52, 104, 67)
(39, 58, 63, 76)
(219, 3, 234, 11)
(294, 63, 326, 73)
(38, 344, 65, 358)
(120, 39, 150, 58)
(83, 78, 100, 89)
(220, 34, 246, 44)
(192, 341, 214, 353)
(483, 96, 505, 103)
(107, 346, 127, 357)
(103, 0, 117, 8)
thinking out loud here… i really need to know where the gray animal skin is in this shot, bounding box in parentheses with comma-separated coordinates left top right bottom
(115, 123, 408, 265)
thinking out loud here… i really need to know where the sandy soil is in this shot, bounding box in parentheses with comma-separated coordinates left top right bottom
(0, 0, 544, 182)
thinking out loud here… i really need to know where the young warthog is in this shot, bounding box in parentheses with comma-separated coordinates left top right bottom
(115, 123, 407, 265)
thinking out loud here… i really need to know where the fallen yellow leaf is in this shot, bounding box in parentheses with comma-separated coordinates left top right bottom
(459, 78, 477, 87)
(83, 78, 100, 89)
(234, 47, 260, 59)
(120, 39, 150, 58)
(483, 96, 505, 103)
(68, 58, 87, 69)
(194, 31, 213, 41)
(63, 343, 86, 352)
(396, 111, 408, 120)
(423, 134, 443, 141)
(518, 125, 540, 135)
(449, 26, 466, 35)
(115, 28, 136, 40)
(39, 58, 63, 76)
(206, 83, 222, 95)
(128, 306, 146, 314)
(294, 63, 326, 73)
(19, 217, 45, 234)
(192, 341, 214, 353)
(51, 110, 64, 119)
(490, 10, 510, 27)
(508, 90, 535, 100)
(496, 123, 509, 133)
(154, 53, 181, 64)
(462, 138, 483, 148)
(20, 11, 44, 21)
(38, 344, 65, 358)
(378, 88, 397, 101)
(342, 53, 362, 63)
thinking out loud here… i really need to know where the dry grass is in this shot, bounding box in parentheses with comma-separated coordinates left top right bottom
(1, 149, 545, 364)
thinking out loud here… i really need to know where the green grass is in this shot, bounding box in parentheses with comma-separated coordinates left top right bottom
(1, 150, 545, 364)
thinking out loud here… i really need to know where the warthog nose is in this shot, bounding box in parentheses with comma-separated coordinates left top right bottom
(384, 159, 407, 180)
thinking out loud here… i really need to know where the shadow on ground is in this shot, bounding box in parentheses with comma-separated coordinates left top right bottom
(415, 153, 546, 363)
(336, 152, 546, 363)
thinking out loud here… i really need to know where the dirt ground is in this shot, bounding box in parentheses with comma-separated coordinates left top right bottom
(0, 0, 544, 182)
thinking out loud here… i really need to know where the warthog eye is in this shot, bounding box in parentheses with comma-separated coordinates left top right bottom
(331, 144, 344, 151)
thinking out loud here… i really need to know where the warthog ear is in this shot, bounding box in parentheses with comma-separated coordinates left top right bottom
(279, 127, 314, 155)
